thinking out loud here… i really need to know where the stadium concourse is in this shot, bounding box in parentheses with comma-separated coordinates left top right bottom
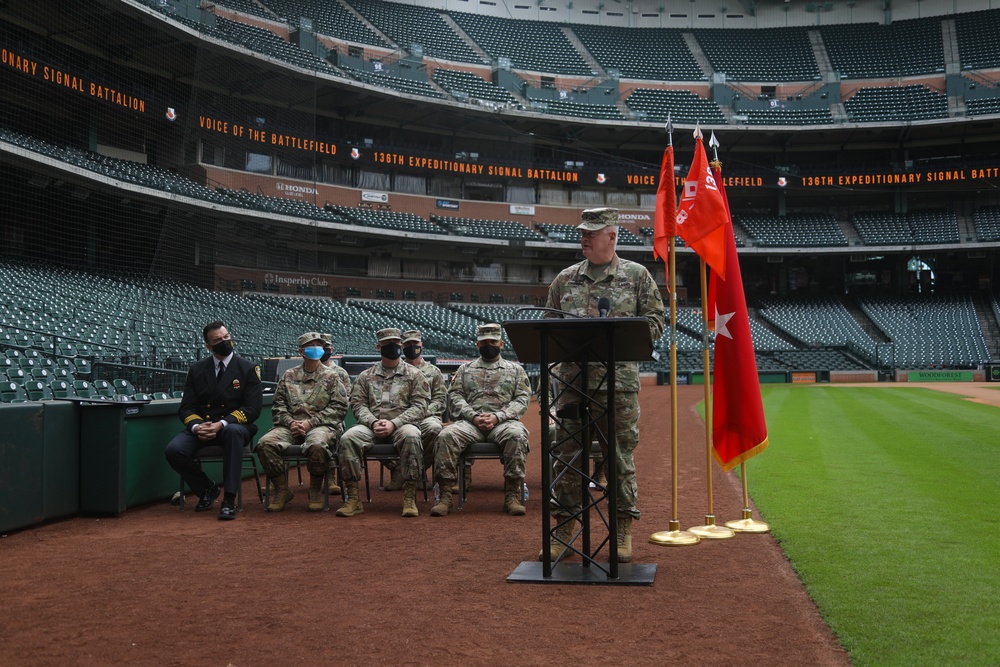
(0, 384, 848, 666)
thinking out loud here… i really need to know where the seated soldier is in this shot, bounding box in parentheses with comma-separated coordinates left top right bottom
(255, 332, 349, 512)
(385, 329, 446, 491)
(336, 327, 430, 518)
(431, 323, 531, 517)
(321, 332, 353, 495)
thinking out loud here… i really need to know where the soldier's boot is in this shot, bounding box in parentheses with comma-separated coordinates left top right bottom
(616, 516, 634, 563)
(594, 459, 608, 488)
(307, 474, 325, 512)
(266, 475, 294, 512)
(450, 464, 473, 493)
(538, 519, 576, 561)
(326, 469, 341, 496)
(430, 485, 453, 517)
(401, 481, 419, 518)
(503, 478, 526, 516)
(384, 465, 404, 491)
(335, 481, 364, 517)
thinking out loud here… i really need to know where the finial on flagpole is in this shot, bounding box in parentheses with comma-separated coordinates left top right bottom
(693, 122, 702, 140)
(665, 114, 673, 147)
(708, 130, 722, 169)
(709, 131, 720, 160)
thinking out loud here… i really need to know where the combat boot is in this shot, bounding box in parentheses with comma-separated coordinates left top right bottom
(326, 469, 341, 496)
(384, 465, 404, 491)
(335, 481, 364, 517)
(266, 475, 294, 512)
(503, 478, 526, 516)
(616, 516, 633, 563)
(450, 464, 473, 493)
(430, 484, 453, 517)
(401, 480, 419, 517)
(594, 459, 608, 488)
(307, 473, 325, 512)
(538, 519, 576, 561)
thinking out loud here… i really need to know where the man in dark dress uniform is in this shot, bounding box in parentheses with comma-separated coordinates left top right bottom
(165, 320, 262, 520)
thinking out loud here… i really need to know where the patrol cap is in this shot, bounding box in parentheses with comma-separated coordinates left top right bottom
(577, 207, 619, 231)
(297, 331, 325, 347)
(376, 327, 402, 343)
(477, 323, 503, 342)
(402, 329, 422, 344)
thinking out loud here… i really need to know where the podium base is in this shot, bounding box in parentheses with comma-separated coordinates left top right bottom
(507, 561, 656, 585)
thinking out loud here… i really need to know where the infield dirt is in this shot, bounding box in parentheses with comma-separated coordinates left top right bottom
(0, 383, 852, 666)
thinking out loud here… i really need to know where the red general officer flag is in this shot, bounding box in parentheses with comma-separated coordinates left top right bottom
(652, 145, 676, 264)
(677, 135, 727, 280)
(710, 163, 768, 472)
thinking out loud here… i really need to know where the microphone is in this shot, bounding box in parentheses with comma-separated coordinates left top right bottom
(512, 306, 582, 319)
(598, 297, 610, 318)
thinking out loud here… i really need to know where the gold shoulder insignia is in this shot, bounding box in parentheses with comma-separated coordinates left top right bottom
(255, 365, 261, 380)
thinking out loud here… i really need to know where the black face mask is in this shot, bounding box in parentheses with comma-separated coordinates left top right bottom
(381, 343, 402, 361)
(479, 344, 501, 360)
(402, 345, 421, 360)
(321, 349, 333, 363)
(211, 339, 234, 357)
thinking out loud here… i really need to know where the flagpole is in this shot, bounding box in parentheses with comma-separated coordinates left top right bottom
(688, 258, 734, 540)
(650, 117, 699, 547)
(724, 464, 770, 533)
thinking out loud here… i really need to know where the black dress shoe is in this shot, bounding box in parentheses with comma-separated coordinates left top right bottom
(218, 500, 236, 521)
(194, 484, 221, 512)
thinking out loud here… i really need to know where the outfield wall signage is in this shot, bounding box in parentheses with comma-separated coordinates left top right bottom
(906, 370, 974, 382)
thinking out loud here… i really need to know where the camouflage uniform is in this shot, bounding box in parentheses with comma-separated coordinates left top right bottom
(339, 351, 431, 483)
(411, 356, 446, 472)
(255, 361, 349, 479)
(434, 332, 532, 485)
(322, 361, 353, 446)
(544, 212, 665, 521)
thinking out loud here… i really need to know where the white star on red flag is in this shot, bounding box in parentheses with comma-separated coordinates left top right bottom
(714, 308, 735, 340)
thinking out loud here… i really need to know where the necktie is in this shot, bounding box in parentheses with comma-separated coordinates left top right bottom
(217, 362, 226, 382)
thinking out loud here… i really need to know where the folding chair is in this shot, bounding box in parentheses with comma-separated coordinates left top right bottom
(177, 445, 264, 511)
(50, 380, 76, 399)
(91, 380, 115, 398)
(261, 444, 341, 511)
(362, 443, 429, 503)
(0, 380, 27, 403)
(456, 441, 527, 511)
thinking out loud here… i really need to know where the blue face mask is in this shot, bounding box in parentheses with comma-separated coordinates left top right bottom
(303, 346, 325, 360)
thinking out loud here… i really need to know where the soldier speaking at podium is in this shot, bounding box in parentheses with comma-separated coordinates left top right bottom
(542, 207, 665, 562)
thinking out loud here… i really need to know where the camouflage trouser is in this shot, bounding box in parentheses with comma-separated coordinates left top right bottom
(434, 419, 529, 483)
(338, 423, 423, 482)
(419, 416, 442, 472)
(255, 425, 340, 479)
(384, 416, 440, 473)
(552, 390, 640, 519)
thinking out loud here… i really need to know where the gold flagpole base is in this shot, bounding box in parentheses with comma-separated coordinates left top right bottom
(688, 515, 736, 539)
(649, 529, 701, 546)
(725, 509, 770, 533)
(649, 521, 700, 546)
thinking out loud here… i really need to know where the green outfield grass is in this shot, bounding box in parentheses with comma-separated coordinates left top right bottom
(747, 385, 1000, 667)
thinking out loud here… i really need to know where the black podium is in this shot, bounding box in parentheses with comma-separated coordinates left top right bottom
(504, 317, 656, 585)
